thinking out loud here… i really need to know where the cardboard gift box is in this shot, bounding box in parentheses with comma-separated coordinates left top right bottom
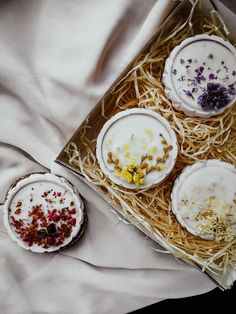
(56, 0, 236, 290)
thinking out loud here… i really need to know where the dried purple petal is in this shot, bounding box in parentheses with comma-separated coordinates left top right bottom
(187, 59, 192, 63)
(180, 59, 185, 64)
(228, 84, 236, 95)
(200, 67, 204, 73)
(195, 66, 204, 74)
(195, 74, 205, 84)
(189, 79, 197, 86)
(197, 82, 234, 111)
(209, 73, 217, 80)
(208, 53, 213, 59)
(221, 61, 225, 65)
(191, 87, 198, 93)
(183, 90, 194, 99)
(178, 75, 186, 82)
(173, 69, 177, 75)
(194, 66, 206, 84)
(232, 70, 236, 76)
(224, 65, 229, 73)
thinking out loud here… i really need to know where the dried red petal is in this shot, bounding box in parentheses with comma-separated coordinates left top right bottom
(15, 208, 21, 215)
(16, 201, 22, 207)
(69, 218, 76, 226)
(56, 239, 63, 246)
(46, 237, 55, 246)
(52, 214, 60, 222)
(69, 208, 76, 215)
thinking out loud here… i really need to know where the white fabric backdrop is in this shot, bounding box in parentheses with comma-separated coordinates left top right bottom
(0, 1, 215, 313)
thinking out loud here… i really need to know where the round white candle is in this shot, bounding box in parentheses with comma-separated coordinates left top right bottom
(96, 108, 178, 189)
(3, 173, 84, 253)
(163, 34, 236, 117)
(171, 160, 236, 240)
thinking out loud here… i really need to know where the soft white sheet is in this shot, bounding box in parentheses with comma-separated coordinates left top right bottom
(0, 1, 215, 313)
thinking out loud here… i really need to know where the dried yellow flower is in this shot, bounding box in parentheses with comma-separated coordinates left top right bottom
(121, 169, 133, 183)
(120, 163, 145, 186)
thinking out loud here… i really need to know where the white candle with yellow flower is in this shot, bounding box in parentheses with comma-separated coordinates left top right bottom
(171, 160, 236, 242)
(96, 108, 178, 189)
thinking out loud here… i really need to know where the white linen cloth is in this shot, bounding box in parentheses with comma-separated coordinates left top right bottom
(0, 1, 215, 313)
